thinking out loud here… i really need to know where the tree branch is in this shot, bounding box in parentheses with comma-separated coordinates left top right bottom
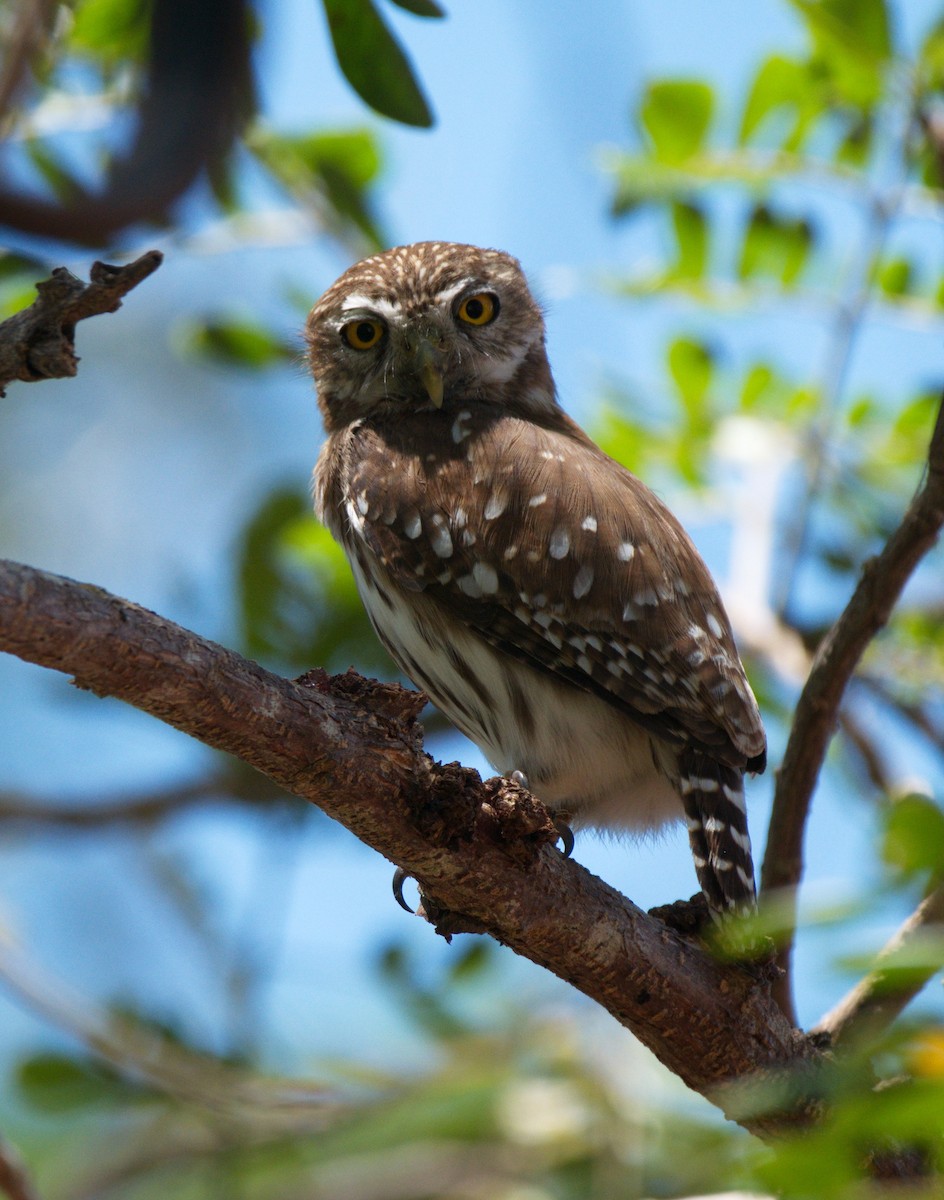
(760, 394, 944, 1022)
(0, 1133, 38, 1200)
(0, 251, 162, 396)
(0, 770, 288, 829)
(813, 881, 944, 1050)
(0, 557, 822, 1138)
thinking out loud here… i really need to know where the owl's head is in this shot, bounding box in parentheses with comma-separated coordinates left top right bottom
(306, 241, 557, 430)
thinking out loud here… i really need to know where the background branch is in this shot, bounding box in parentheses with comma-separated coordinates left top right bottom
(814, 881, 944, 1050)
(761, 395, 944, 1022)
(0, 557, 820, 1139)
(0, 769, 288, 829)
(0, 251, 163, 395)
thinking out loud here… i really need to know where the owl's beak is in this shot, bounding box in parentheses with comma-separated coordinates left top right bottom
(414, 340, 445, 409)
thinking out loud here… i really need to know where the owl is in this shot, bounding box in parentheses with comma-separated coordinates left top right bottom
(308, 241, 766, 914)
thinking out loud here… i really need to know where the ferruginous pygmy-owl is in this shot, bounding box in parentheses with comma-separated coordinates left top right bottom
(308, 241, 766, 913)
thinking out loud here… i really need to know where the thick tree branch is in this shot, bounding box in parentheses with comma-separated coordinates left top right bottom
(0, 251, 162, 396)
(0, 558, 821, 1138)
(760, 395, 944, 1022)
(814, 881, 944, 1050)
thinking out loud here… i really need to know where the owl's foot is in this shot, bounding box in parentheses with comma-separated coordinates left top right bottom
(509, 769, 573, 858)
(392, 867, 415, 913)
(555, 820, 575, 859)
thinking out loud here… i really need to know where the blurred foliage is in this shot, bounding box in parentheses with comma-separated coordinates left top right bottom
(0, 0, 433, 254)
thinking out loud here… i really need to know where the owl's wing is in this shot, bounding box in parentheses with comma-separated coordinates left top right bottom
(343, 410, 766, 771)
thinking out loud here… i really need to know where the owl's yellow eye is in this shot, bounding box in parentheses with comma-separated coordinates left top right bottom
(456, 292, 499, 326)
(341, 318, 385, 350)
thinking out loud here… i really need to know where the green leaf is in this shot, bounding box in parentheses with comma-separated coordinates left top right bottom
(236, 487, 383, 673)
(321, 0, 434, 127)
(739, 55, 811, 144)
(918, 16, 944, 90)
(17, 1053, 127, 1113)
(882, 794, 944, 877)
(69, 0, 150, 64)
(791, 0, 891, 64)
(667, 337, 714, 418)
(183, 317, 296, 370)
(740, 362, 783, 413)
(251, 127, 386, 248)
(387, 0, 445, 16)
(670, 201, 708, 279)
(876, 256, 913, 297)
(447, 941, 492, 983)
(640, 80, 714, 163)
(738, 204, 813, 286)
(0, 252, 47, 283)
(835, 115, 872, 166)
(25, 141, 83, 203)
(789, 0, 891, 108)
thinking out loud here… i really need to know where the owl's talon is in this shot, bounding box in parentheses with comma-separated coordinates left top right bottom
(555, 820, 575, 859)
(392, 867, 415, 913)
(510, 769, 530, 790)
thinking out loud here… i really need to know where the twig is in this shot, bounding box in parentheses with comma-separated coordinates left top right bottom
(0, 936, 337, 1124)
(0, 1133, 38, 1200)
(0, 771, 287, 829)
(814, 882, 944, 1049)
(858, 673, 944, 757)
(761, 395, 944, 1022)
(0, 0, 58, 129)
(0, 251, 162, 396)
(0, 557, 821, 1139)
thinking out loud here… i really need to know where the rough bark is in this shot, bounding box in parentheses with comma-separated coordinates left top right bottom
(0, 251, 163, 396)
(0, 557, 822, 1139)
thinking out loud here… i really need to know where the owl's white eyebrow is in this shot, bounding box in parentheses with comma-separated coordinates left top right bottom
(432, 278, 479, 305)
(339, 295, 402, 320)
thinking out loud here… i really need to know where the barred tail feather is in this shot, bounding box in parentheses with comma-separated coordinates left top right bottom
(678, 748, 755, 914)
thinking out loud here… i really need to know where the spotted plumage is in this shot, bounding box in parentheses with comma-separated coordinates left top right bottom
(308, 241, 766, 912)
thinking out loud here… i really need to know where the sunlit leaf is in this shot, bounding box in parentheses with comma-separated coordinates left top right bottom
(791, 0, 891, 63)
(321, 0, 434, 127)
(183, 316, 297, 369)
(251, 126, 386, 248)
(789, 0, 891, 108)
(640, 80, 714, 163)
(738, 204, 813, 286)
(69, 0, 150, 64)
(667, 337, 714, 417)
(740, 362, 780, 412)
(882, 793, 944, 877)
(918, 15, 944, 90)
(875, 256, 913, 297)
(739, 55, 811, 144)
(670, 201, 708, 279)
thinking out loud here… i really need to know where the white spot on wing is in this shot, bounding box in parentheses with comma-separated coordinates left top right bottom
(430, 522, 453, 558)
(549, 528, 570, 559)
(528, 493, 547, 508)
(484, 490, 508, 520)
(581, 515, 598, 532)
(573, 564, 594, 598)
(617, 542, 635, 561)
(472, 562, 499, 594)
